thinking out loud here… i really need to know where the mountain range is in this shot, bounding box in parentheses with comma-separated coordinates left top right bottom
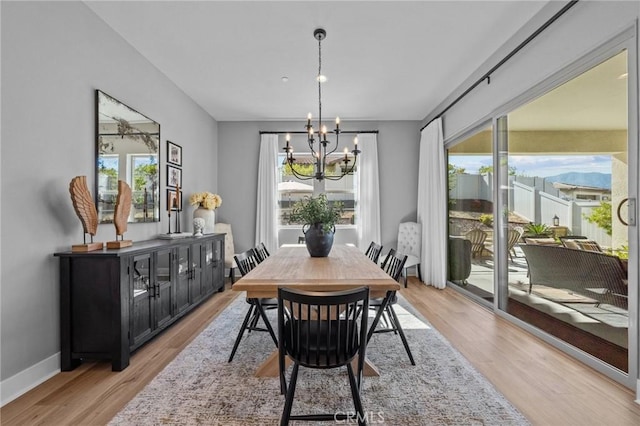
(545, 172, 611, 189)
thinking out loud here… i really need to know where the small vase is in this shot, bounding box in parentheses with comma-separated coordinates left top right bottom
(193, 205, 216, 234)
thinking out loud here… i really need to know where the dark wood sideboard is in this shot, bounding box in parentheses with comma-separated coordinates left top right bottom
(54, 233, 225, 371)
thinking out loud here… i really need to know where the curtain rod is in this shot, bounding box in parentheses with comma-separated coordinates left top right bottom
(421, 0, 579, 131)
(259, 130, 378, 135)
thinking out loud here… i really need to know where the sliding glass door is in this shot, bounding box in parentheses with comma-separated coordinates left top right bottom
(503, 50, 630, 373)
(447, 123, 496, 304)
(446, 45, 636, 385)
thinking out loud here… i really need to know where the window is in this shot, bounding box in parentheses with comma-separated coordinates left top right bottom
(278, 152, 358, 227)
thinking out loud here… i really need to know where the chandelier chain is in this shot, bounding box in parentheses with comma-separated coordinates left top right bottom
(317, 35, 322, 131)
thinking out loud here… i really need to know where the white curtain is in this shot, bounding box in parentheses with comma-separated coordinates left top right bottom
(417, 119, 447, 288)
(356, 133, 381, 250)
(255, 134, 279, 254)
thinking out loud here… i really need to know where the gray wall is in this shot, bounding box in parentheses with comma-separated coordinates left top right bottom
(1, 1, 218, 402)
(217, 121, 420, 253)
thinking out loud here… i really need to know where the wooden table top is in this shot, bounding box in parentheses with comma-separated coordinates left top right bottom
(232, 244, 400, 298)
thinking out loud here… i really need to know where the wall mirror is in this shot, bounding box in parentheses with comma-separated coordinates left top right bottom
(96, 90, 160, 223)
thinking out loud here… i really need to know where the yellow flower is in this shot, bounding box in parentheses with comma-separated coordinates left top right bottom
(189, 191, 222, 210)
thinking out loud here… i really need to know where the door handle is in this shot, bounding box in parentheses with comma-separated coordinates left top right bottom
(617, 197, 636, 226)
(628, 198, 636, 226)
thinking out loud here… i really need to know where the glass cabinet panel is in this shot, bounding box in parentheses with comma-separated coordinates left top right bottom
(131, 254, 153, 345)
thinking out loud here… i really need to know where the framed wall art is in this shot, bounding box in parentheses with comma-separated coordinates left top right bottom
(166, 188, 183, 211)
(167, 165, 182, 188)
(167, 140, 182, 167)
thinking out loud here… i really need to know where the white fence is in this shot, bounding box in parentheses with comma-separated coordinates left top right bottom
(452, 173, 612, 248)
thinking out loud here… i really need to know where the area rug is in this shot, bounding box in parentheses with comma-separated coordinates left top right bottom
(109, 294, 529, 425)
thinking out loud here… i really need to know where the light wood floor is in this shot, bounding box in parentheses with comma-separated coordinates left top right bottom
(2, 278, 640, 425)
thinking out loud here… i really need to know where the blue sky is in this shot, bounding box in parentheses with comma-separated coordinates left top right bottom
(449, 154, 612, 177)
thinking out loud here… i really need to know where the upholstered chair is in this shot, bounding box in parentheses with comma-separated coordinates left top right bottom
(213, 223, 238, 283)
(397, 222, 422, 287)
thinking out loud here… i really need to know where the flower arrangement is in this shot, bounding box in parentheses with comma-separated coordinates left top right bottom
(189, 192, 222, 210)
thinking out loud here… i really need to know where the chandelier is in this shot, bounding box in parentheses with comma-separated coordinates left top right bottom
(283, 28, 360, 181)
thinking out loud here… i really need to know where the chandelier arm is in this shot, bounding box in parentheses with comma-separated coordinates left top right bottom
(288, 163, 315, 180)
(324, 156, 357, 180)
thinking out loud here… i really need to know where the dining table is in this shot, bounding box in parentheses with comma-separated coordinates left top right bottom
(231, 244, 401, 377)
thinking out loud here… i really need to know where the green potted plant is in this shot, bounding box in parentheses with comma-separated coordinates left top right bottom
(523, 222, 551, 238)
(290, 193, 343, 257)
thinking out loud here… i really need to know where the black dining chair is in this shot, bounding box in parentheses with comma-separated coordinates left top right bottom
(278, 287, 369, 426)
(367, 249, 415, 365)
(228, 248, 278, 363)
(253, 242, 270, 263)
(364, 241, 383, 264)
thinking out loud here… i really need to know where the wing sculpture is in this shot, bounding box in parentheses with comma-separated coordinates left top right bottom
(69, 176, 98, 236)
(113, 180, 132, 236)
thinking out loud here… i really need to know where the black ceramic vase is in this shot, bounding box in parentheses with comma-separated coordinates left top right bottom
(303, 223, 335, 257)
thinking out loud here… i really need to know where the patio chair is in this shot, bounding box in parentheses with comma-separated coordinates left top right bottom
(465, 228, 488, 258)
(507, 227, 524, 261)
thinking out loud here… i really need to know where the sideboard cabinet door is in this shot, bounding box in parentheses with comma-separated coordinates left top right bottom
(131, 254, 154, 348)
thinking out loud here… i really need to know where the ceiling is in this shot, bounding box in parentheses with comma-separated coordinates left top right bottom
(85, 0, 549, 122)
(509, 50, 628, 130)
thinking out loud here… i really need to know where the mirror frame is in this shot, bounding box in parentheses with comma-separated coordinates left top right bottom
(95, 90, 161, 224)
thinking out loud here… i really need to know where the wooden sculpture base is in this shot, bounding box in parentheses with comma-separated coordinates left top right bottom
(72, 242, 104, 252)
(107, 240, 133, 249)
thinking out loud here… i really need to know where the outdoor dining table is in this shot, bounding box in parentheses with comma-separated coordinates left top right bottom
(231, 244, 401, 377)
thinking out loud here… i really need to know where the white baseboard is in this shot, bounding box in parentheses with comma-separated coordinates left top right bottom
(1, 352, 60, 406)
(636, 378, 640, 405)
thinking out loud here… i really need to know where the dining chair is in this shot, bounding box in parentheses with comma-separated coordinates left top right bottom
(278, 287, 369, 425)
(253, 242, 270, 263)
(364, 241, 383, 264)
(228, 248, 278, 363)
(366, 249, 415, 365)
(397, 222, 422, 287)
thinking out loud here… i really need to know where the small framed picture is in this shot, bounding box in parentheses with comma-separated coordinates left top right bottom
(166, 188, 182, 211)
(167, 165, 182, 188)
(167, 141, 182, 166)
